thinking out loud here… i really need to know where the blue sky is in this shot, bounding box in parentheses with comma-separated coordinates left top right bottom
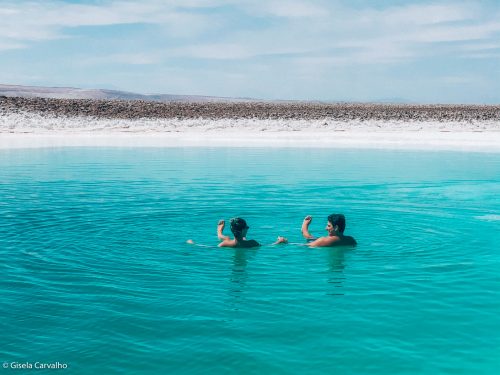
(0, 0, 499, 103)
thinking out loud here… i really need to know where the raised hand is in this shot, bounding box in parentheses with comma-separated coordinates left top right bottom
(217, 219, 230, 241)
(301, 215, 314, 239)
(218, 219, 225, 231)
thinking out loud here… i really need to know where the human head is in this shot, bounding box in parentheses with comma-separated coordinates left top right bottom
(327, 214, 346, 234)
(230, 217, 249, 238)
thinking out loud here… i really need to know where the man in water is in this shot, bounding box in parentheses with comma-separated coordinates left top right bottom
(218, 218, 287, 248)
(301, 214, 356, 247)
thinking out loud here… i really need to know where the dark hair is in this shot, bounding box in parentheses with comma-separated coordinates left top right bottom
(328, 214, 346, 233)
(230, 217, 248, 238)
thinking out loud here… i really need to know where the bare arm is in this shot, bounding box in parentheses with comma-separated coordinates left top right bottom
(301, 215, 315, 239)
(218, 240, 232, 247)
(217, 220, 230, 241)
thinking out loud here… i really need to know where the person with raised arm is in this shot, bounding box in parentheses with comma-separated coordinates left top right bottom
(301, 214, 356, 247)
(218, 218, 287, 248)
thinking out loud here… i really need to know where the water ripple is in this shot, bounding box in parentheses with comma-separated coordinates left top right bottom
(1, 148, 499, 374)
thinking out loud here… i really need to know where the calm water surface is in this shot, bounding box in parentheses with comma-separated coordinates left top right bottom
(1, 148, 499, 374)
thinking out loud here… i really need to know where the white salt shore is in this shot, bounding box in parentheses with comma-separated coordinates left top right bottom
(1, 131, 499, 152)
(0, 113, 499, 152)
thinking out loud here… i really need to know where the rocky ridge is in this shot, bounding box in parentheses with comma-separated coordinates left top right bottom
(1, 96, 499, 122)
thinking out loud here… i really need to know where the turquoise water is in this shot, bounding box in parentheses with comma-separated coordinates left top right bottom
(1, 147, 499, 374)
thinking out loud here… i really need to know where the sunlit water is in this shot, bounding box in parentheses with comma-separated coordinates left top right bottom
(1, 148, 499, 374)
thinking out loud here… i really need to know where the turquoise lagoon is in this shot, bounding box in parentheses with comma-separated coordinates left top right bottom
(1, 147, 499, 374)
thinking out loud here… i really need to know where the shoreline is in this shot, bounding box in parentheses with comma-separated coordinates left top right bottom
(1, 98, 499, 152)
(2, 130, 499, 152)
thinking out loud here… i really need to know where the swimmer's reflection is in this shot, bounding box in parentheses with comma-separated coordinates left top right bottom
(229, 248, 256, 296)
(325, 248, 347, 296)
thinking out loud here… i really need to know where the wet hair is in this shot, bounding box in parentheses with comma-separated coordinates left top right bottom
(328, 214, 346, 233)
(230, 218, 248, 238)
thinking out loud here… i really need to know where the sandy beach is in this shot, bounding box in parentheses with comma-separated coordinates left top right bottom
(1, 97, 499, 151)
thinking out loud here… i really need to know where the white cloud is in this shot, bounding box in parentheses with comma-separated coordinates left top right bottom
(79, 53, 162, 66)
(461, 41, 500, 51)
(0, 41, 25, 51)
(171, 43, 255, 60)
(1, 0, 499, 68)
(0, 0, 221, 46)
(368, 3, 476, 26)
(463, 51, 500, 59)
(441, 75, 477, 84)
(243, 0, 329, 19)
(171, 1, 499, 65)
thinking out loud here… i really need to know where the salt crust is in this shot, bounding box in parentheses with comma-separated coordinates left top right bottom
(1, 112, 499, 152)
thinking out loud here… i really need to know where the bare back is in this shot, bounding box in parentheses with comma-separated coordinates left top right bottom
(218, 239, 260, 248)
(308, 235, 356, 248)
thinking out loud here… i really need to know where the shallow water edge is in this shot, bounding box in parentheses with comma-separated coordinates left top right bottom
(1, 131, 500, 152)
